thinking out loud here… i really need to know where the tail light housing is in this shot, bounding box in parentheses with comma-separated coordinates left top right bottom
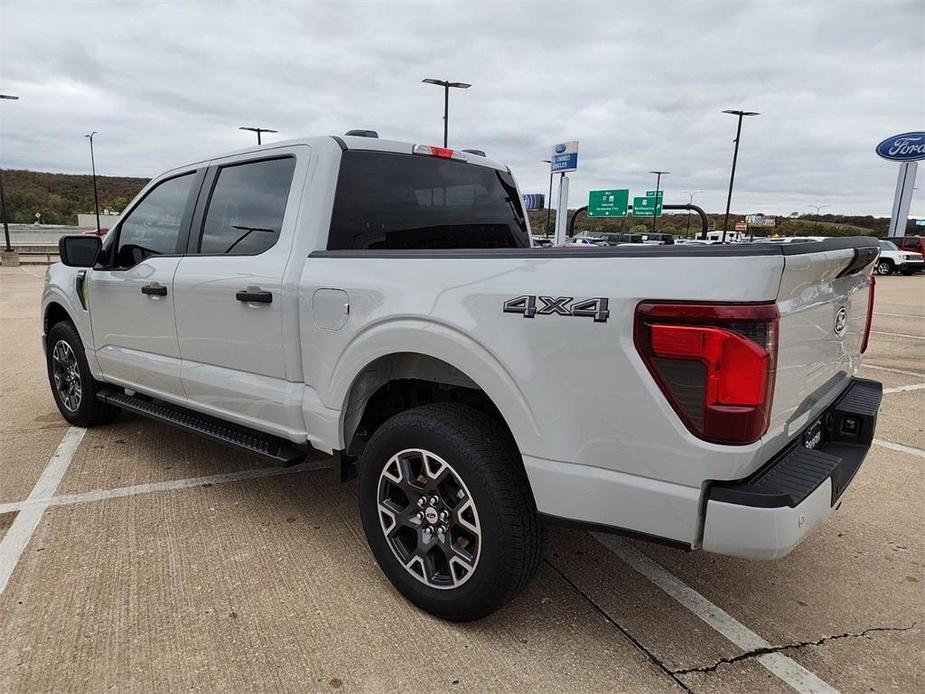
(634, 302, 779, 445)
(861, 274, 875, 354)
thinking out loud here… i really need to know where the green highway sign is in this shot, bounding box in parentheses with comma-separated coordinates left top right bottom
(588, 189, 629, 217)
(632, 195, 663, 218)
(645, 190, 664, 199)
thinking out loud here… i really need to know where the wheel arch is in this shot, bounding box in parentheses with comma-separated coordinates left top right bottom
(339, 349, 537, 461)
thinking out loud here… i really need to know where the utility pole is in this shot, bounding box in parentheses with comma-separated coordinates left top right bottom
(85, 131, 101, 234)
(721, 109, 759, 243)
(422, 79, 471, 147)
(1, 94, 20, 261)
(683, 190, 703, 236)
(239, 126, 278, 145)
(648, 170, 670, 234)
(809, 204, 829, 234)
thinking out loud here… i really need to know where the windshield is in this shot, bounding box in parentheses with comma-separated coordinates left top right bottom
(328, 151, 529, 250)
(879, 240, 899, 251)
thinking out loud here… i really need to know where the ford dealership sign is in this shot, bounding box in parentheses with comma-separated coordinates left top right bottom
(876, 132, 925, 162)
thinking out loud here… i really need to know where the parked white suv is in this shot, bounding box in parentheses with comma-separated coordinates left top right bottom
(875, 239, 924, 275)
(43, 135, 883, 620)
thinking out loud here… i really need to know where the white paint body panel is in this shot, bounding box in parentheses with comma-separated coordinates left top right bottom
(702, 479, 834, 560)
(87, 257, 184, 400)
(40, 134, 877, 556)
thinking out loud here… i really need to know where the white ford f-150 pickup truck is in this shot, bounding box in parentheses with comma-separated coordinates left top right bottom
(43, 134, 882, 620)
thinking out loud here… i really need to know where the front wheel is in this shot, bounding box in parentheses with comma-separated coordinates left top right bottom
(46, 321, 119, 427)
(358, 403, 543, 621)
(876, 259, 894, 276)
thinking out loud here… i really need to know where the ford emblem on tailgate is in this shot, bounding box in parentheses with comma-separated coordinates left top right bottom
(834, 306, 848, 336)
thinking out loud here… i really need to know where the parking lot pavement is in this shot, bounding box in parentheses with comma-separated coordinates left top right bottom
(1, 266, 923, 693)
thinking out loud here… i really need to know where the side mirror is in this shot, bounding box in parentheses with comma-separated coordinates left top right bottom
(59, 235, 101, 267)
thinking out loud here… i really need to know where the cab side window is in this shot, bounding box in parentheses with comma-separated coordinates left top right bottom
(115, 173, 196, 267)
(197, 157, 296, 255)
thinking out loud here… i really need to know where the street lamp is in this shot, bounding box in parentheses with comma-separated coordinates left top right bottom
(720, 109, 759, 243)
(648, 170, 670, 233)
(809, 204, 829, 234)
(542, 159, 553, 236)
(1, 94, 20, 254)
(239, 126, 277, 145)
(85, 132, 102, 235)
(422, 79, 471, 148)
(683, 190, 704, 236)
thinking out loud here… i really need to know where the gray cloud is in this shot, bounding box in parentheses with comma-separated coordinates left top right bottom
(1, 0, 922, 216)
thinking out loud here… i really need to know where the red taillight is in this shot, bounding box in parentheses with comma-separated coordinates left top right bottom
(861, 274, 875, 354)
(635, 302, 779, 445)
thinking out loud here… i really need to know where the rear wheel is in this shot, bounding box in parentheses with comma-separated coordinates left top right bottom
(876, 259, 894, 275)
(46, 321, 119, 427)
(358, 403, 543, 621)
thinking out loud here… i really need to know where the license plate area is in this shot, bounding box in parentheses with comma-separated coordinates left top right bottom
(803, 418, 824, 450)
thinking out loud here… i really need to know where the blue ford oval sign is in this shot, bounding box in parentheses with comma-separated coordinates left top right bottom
(876, 132, 925, 162)
(554, 143, 567, 154)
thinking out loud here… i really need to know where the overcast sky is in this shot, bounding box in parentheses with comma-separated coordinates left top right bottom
(1, 0, 923, 216)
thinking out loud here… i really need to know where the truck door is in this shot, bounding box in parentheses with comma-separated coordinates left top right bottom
(88, 169, 203, 401)
(171, 152, 302, 437)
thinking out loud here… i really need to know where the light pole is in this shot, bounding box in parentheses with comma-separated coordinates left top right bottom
(721, 109, 759, 243)
(683, 190, 704, 236)
(422, 79, 471, 148)
(84, 132, 102, 234)
(239, 126, 277, 145)
(648, 170, 670, 233)
(542, 159, 553, 236)
(1, 94, 19, 254)
(809, 204, 829, 234)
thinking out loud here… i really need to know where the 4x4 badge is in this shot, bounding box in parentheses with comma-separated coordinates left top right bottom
(503, 295, 610, 323)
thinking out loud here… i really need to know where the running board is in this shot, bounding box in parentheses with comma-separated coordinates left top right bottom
(97, 390, 307, 466)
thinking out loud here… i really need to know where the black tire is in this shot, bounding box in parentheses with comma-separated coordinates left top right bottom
(358, 403, 543, 621)
(46, 321, 119, 427)
(876, 259, 894, 276)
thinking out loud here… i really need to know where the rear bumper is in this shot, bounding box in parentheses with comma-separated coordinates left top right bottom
(701, 377, 882, 559)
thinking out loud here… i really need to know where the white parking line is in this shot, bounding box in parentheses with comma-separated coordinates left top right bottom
(593, 534, 839, 694)
(882, 383, 925, 394)
(871, 330, 925, 341)
(0, 460, 329, 515)
(873, 439, 925, 460)
(875, 312, 924, 319)
(860, 364, 925, 379)
(0, 427, 85, 595)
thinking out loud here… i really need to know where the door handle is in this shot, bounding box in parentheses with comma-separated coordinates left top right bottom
(236, 288, 273, 304)
(141, 283, 168, 296)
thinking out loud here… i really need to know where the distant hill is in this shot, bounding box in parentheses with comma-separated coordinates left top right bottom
(1, 169, 149, 225)
(526, 208, 908, 238)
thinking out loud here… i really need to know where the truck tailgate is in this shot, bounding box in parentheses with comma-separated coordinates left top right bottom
(767, 241, 878, 442)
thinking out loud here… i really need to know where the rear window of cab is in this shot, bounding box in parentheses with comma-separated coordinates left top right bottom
(327, 151, 529, 250)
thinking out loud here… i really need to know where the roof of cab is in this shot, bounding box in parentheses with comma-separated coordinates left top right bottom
(161, 134, 508, 179)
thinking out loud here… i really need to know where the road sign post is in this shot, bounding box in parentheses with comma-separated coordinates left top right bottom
(551, 141, 578, 245)
(876, 132, 925, 237)
(588, 189, 629, 217)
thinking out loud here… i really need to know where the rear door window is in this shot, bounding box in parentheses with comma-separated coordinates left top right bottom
(328, 151, 529, 250)
(197, 157, 296, 255)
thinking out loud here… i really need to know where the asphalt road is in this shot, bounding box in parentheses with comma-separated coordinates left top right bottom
(0, 266, 922, 693)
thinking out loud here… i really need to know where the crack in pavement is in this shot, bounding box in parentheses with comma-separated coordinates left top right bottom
(672, 624, 917, 675)
(542, 558, 693, 692)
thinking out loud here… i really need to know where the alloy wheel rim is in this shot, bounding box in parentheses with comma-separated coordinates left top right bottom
(52, 340, 82, 412)
(377, 448, 481, 590)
